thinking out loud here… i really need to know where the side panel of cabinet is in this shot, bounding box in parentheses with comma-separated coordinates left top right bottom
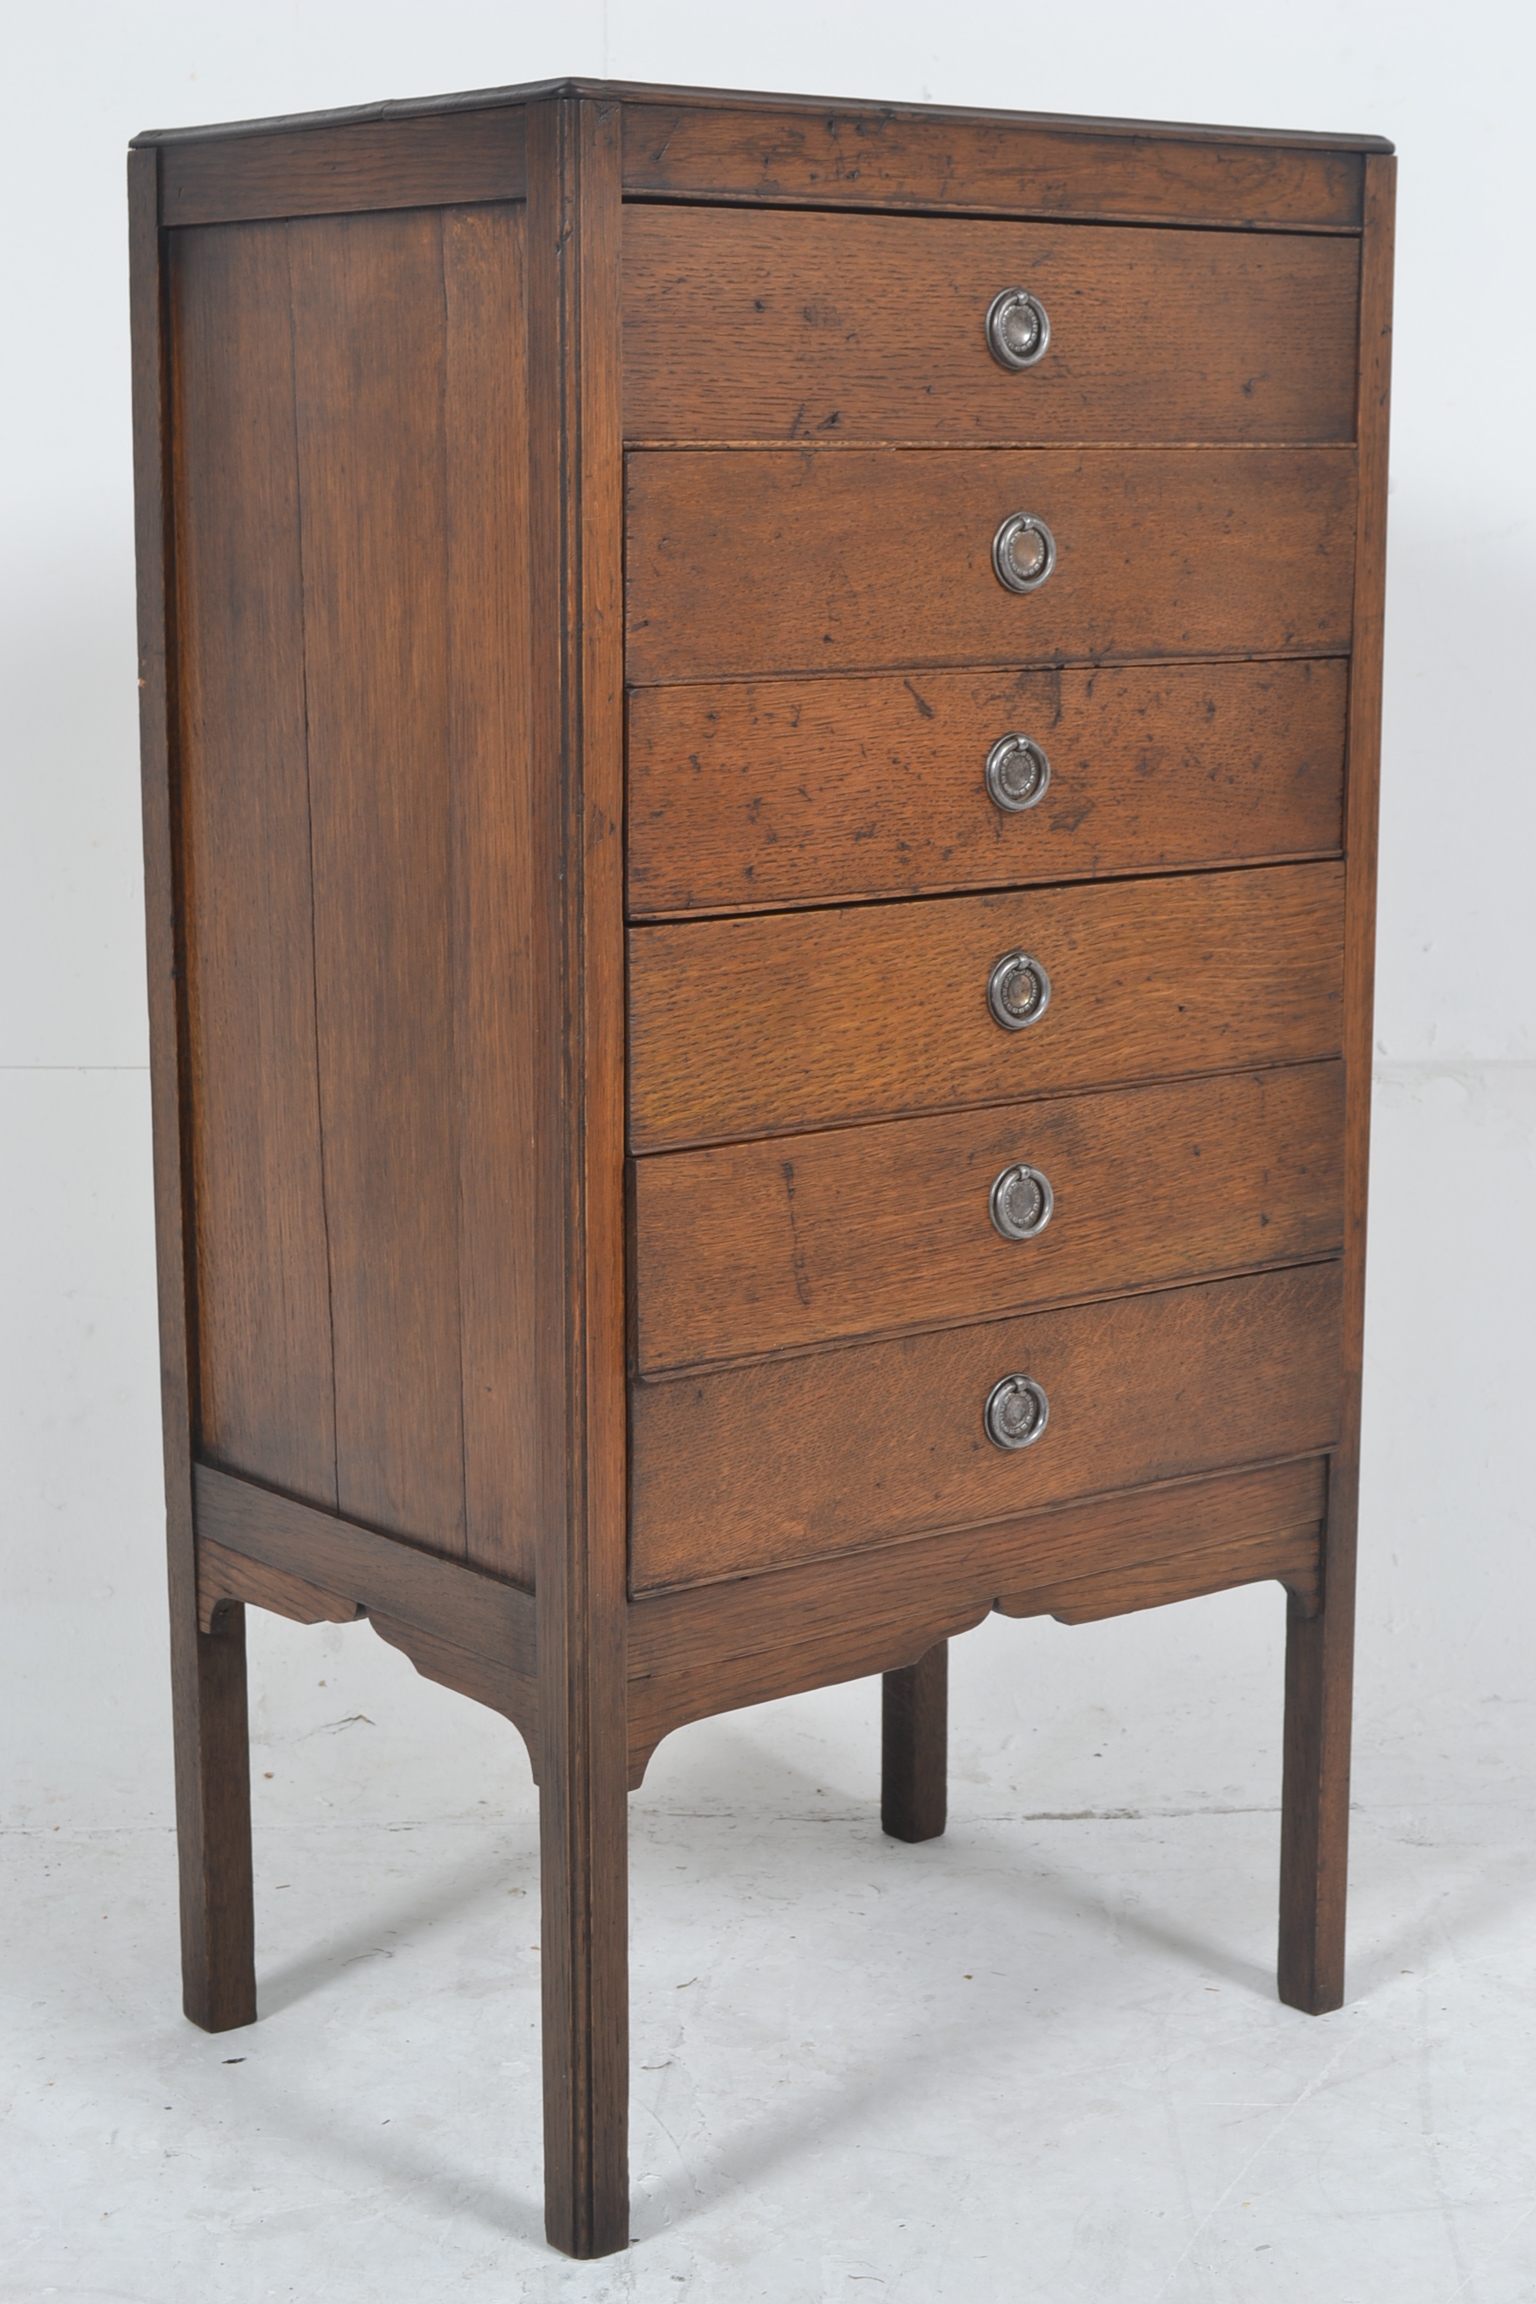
(168, 204, 544, 1584)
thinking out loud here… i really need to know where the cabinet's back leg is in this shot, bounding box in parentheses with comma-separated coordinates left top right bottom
(171, 1599, 256, 2032)
(1278, 1551, 1356, 2014)
(882, 1642, 949, 1843)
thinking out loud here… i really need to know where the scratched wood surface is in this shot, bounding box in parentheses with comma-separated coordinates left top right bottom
(629, 861, 1344, 1151)
(627, 658, 1347, 918)
(630, 1261, 1342, 1589)
(624, 206, 1359, 445)
(625, 446, 1356, 681)
(632, 1060, 1344, 1371)
(625, 1454, 1328, 1774)
(619, 97, 1371, 227)
(169, 203, 544, 1586)
(158, 107, 528, 226)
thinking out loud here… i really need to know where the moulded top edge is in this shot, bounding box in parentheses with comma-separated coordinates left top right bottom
(129, 75, 1394, 156)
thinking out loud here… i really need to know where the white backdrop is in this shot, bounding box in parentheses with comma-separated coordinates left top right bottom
(3, 0, 1534, 1848)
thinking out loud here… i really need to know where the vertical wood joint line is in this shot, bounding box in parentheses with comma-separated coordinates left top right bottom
(282, 217, 342, 1512)
(143, 165, 200, 1448)
(436, 204, 473, 1550)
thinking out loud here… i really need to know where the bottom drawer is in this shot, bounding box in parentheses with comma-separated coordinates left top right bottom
(628, 1262, 1341, 1592)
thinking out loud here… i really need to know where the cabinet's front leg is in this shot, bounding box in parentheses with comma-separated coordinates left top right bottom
(1278, 1526, 1356, 2014)
(539, 1632, 629, 2258)
(882, 1641, 949, 1844)
(170, 1598, 256, 2032)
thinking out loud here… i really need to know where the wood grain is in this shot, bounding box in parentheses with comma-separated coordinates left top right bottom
(525, 95, 632, 2262)
(138, 79, 1393, 2226)
(629, 1263, 1342, 1590)
(288, 209, 468, 1556)
(627, 659, 1347, 919)
(159, 106, 527, 226)
(621, 100, 1368, 228)
(368, 1616, 541, 1773)
(168, 204, 549, 1587)
(623, 207, 1359, 446)
(632, 1061, 1344, 1372)
(169, 223, 337, 1511)
(1279, 151, 1395, 2020)
(626, 447, 1356, 682)
(192, 1463, 536, 1651)
(198, 1537, 362, 1632)
(130, 146, 257, 2036)
(441, 205, 545, 1588)
(195, 1532, 541, 1772)
(192, 1464, 540, 1776)
(1015, 1523, 1319, 1622)
(629, 861, 1344, 1152)
(625, 1455, 1326, 1778)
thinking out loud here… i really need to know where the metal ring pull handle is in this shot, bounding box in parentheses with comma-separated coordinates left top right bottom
(985, 734, 1051, 813)
(989, 1162, 1054, 1242)
(992, 512, 1057, 594)
(987, 949, 1052, 1031)
(985, 288, 1051, 370)
(984, 1373, 1050, 1450)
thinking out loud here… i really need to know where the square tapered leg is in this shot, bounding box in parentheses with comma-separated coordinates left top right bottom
(881, 1642, 948, 1844)
(1278, 1546, 1356, 2014)
(170, 1599, 256, 2033)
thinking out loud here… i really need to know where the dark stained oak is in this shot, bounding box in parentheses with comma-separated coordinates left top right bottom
(629, 862, 1344, 1152)
(626, 1456, 1326, 1780)
(626, 447, 1356, 683)
(629, 1263, 1343, 1590)
(1278, 152, 1396, 2020)
(137, 79, 1386, 233)
(623, 207, 1360, 447)
(633, 1062, 1345, 1372)
(440, 206, 547, 1587)
(134, 80, 1392, 2260)
(169, 223, 337, 1514)
(627, 659, 1348, 920)
(525, 96, 632, 2263)
(158, 106, 527, 225)
(170, 203, 546, 1589)
(1014, 1522, 1320, 1623)
(192, 1463, 536, 1646)
(288, 208, 469, 1559)
(130, 148, 257, 2039)
(620, 98, 1371, 228)
(198, 1537, 363, 1632)
(882, 1645, 948, 1843)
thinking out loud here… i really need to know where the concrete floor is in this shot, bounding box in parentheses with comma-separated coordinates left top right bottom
(6, 1629, 1536, 2304)
(5, 1064, 1536, 2300)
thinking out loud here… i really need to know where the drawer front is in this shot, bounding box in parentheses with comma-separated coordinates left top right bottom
(623, 207, 1360, 447)
(627, 660, 1347, 919)
(629, 1262, 1343, 1590)
(632, 1061, 1344, 1373)
(626, 448, 1355, 682)
(628, 860, 1343, 1151)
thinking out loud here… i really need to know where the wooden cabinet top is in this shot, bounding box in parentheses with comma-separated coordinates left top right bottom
(132, 76, 1392, 234)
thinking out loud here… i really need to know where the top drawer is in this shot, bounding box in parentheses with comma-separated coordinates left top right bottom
(623, 207, 1361, 447)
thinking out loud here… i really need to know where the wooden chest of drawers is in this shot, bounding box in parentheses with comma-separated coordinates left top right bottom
(129, 79, 1393, 2259)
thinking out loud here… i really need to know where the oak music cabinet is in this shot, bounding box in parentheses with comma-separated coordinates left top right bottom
(128, 79, 1394, 2258)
